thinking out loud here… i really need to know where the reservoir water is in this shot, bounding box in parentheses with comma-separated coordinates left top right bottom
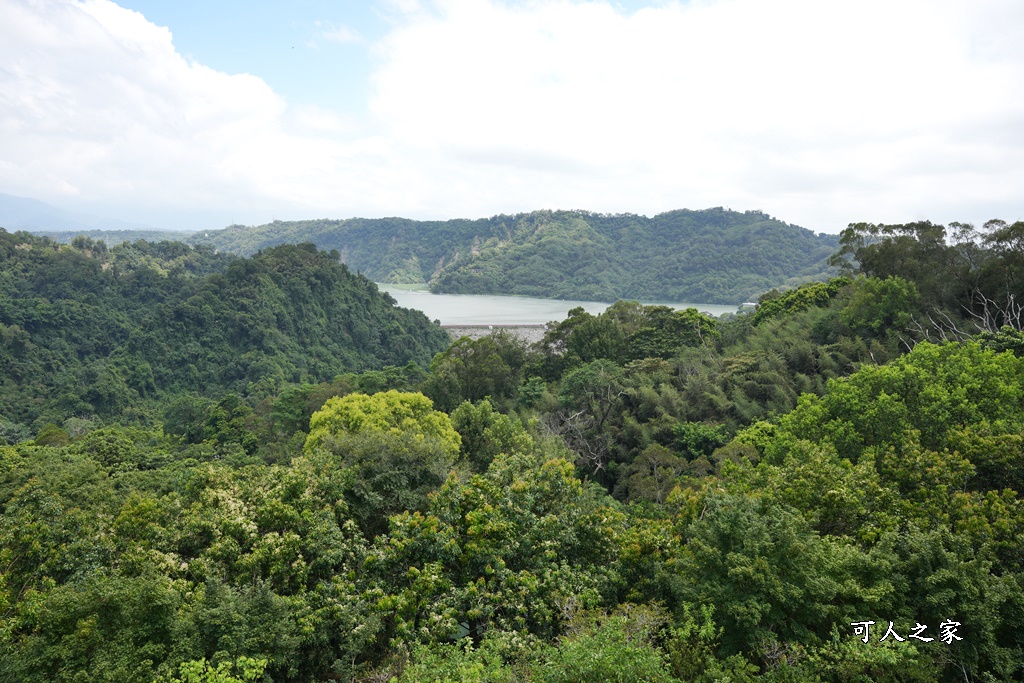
(377, 285, 742, 326)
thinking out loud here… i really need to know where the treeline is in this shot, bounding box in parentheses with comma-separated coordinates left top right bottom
(31, 228, 197, 245)
(832, 219, 1024, 338)
(2, 221, 1024, 681)
(188, 208, 839, 304)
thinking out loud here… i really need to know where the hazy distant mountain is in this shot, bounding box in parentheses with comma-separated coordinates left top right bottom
(190, 208, 841, 304)
(0, 192, 153, 231)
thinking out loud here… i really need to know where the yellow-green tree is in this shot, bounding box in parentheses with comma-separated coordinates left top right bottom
(304, 390, 460, 457)
(304, 391, 462, 537)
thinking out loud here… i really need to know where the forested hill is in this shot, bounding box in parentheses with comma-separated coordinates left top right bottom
(190, 208, 839, 304)
(0, 231, 450, 430)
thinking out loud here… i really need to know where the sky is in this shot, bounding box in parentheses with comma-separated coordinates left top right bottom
(2, 0, 1023, 232)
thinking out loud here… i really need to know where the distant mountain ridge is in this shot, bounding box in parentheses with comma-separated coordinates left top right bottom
(189, 208, 840, 304)
(0, 192, 155, 232)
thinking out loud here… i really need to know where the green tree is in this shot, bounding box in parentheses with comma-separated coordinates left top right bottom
(450, 399, 533, 473)
(304, 390, 460, 457)
(839, 276, 919, 338)
(537, 611, 679, 683)
(159, 657, 267, 683)
(422, 332, 529, 412)
(625, 307, 719, 360)
(620, 444, 688, 503)
(365, 453, 622, 649)
(674, 494, 889, 657)
(304, 391, 461, 536)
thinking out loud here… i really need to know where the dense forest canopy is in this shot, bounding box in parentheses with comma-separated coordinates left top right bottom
(1, 219, 1024, 682)
(0, 230, 449, 439)
(187, 208, 839, 304)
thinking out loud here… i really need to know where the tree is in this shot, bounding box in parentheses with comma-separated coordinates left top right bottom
(422, 332, 529, 412)
(364, 453, 622, 649)
(752, 278, 851, 326)
(759, 340, 1024, 491)
(159, 657, 267, 683)
(537, 611, 678, 683)
(839, 276, 919, 339)
(620, 444, 688, 503)
(450, 399, 533, 473)
(304, 390, 460, 457)
(675, 494, 888, 657)
(555, 360, 626, 478)
(625, 307, 719, 360)
(304, 391, 462, 537)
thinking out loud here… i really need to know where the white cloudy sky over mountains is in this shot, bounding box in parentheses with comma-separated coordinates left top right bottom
(1, 0, 1023, 231)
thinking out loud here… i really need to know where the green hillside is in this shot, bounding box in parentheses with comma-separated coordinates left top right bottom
(190, 208, 839, 303)
(0, 231, 449, 430)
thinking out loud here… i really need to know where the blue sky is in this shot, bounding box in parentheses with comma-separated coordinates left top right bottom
(2, 0, 1023, 232)
(113, 1, 658, 115)
(115, 1, 385, 112)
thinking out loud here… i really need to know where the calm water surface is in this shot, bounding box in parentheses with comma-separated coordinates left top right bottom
(377, 285, 741, 326)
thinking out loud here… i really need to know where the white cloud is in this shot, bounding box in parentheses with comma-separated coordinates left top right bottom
(313, 19, 364, 44)
(1, 0, 1023, 231)
(0, 0, 413, 226)
(1, 0, 285, 212)
(368, 0, 1024, 228)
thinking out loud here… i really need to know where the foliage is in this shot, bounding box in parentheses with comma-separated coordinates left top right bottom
(157, 656, 267, 683)
(422, 331, 529, 412)
(302, 391, 462, 536)
(674, 493, 889, 655)
(756, 341, 1024, 483)
(396, 638, 520, 682)
(535, 611, 678, 683)
(831, 219, 1024, 336)
(0, 232, 449, 430)
(535, 301, 718, 376)
(191, 208, 839, 304)
(839, 275, 920, 338)
(450, 399, 533, 473)
(4, 221, 1024, 682)
(305, 390, 460, 457)
(752, 277, 851, 325)
(364, 453, 622, 650)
